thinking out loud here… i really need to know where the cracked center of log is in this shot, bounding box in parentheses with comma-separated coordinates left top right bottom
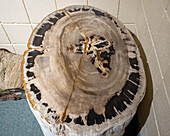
(67, 33, 115, 77)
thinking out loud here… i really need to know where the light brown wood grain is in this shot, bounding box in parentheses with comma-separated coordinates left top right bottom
(0, 49, 25, 101)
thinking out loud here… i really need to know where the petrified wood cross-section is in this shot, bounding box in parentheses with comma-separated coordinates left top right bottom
(22, 5, 146, 136)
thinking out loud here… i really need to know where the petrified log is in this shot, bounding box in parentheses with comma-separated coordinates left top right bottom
(22, 5, 146, 136)
(0, 5, 146, 136)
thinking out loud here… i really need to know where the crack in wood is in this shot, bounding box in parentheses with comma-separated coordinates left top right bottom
(57, 10, 91, 126)
(58, 57, 83, 125)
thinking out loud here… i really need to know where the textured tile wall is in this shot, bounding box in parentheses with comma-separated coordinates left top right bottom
(0, 0, 137, 55)
(118, 0, 139, 23)
(24, 0, 57, 23)
(88, 0, 118, 17)
(136, 0, 170, 135)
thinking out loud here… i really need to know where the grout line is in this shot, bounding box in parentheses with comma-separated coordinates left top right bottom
(32, 23, 38, 25)
(140, 0, 170, 109)
(0, 43, 28, 45)
(141, 0, 164, 80)
(0, 44, 16, 53)
(141, 0, 164, 45)
(165, 129, 170, 136)
(0, 44, 13, 45)
(2, 23, 33, 26)
(154, 78, 163, 96)
(124, 23, 139, 38)
(1, 24, 21, 53)
(141, 126, 148, 136)
(153, 47, 164, 79)
(11, 44, 17, 53)
(162, 0, 170, 10)
(1, 24, 12, 44)
(123, 23, 136, 25)
(117, 0, 121, 19)
(22, 0, 33, 30)
(152, 103, 161, 136)
(140, 0, 155, 48)
(123, 22, 137, 24)
(147, 45, 154, 62)
(54, 0, 58, 10)
(31, 22, 40, 24)
(165, 10, 170, 24)
(1, 22, 31, 24)
(0, 44, 12, 45)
